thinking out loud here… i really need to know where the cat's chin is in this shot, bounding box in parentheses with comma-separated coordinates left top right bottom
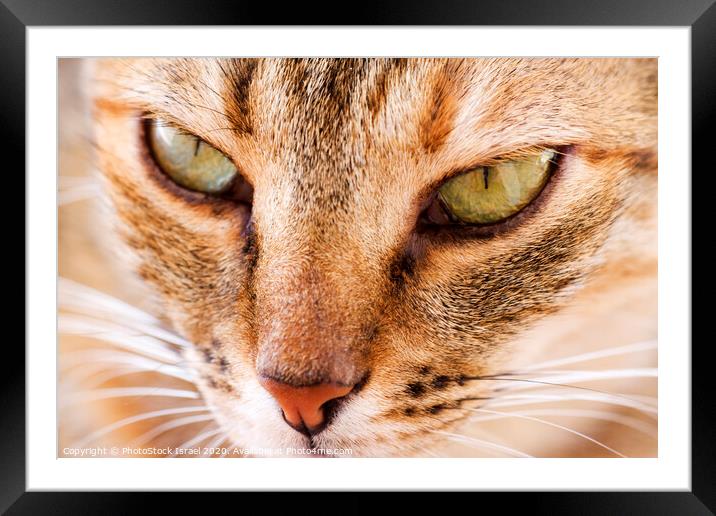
(223, 435, 426, 458)
(217, 421, 374, 458)
(215, 415, 447, 458)
(209, 403, 424, 458)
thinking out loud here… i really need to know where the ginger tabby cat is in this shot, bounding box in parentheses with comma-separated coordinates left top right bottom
(58, 58, 657, 458)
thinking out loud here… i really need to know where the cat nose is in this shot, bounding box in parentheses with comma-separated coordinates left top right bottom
(259, 377, 355, 435)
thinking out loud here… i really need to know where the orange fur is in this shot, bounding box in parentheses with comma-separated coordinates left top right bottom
(59, 58, 657, 457)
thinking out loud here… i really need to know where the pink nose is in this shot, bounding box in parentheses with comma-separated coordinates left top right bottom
(259, 377, 355, 433)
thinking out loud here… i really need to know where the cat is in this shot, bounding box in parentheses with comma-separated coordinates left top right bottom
(58, 57, 657, 458)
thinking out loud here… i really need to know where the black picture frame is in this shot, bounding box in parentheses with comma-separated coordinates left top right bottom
(5, 0, 710, 512)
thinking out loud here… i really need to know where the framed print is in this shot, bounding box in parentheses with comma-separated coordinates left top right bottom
(6, 0, 711, 511)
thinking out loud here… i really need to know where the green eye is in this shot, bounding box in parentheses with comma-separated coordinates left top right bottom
(147, 120, 238, 194)
(437, 150, 556, 224)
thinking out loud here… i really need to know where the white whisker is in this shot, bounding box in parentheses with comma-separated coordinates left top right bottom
(60, 348, 179, 369)
(507, 368, 658, 377)
(172, 427, 223, 455)
(70, 365, 196, 390)
(431, 430, 533, 458)
(486, 391, 657, 418)
(59, 315, 184, 363)
(59, 184, 101, 205)
(523, 340, 657, 371)
(60, 349, 196, 384)
(59, 176, 95, 186)
(62, 387, 200, 406)
(61, 365, 142, 390)
(493, 368, 657, 394)
(126, 322, 192, 349)
(60, 310, 192, 350)
(464, 407, 627, 457)
(75, 310, 192, 349)
(59, 277, 159, 325)
(202, 433, 231, 457)
(130, 414, 217, 447)
(60, 312, 192, 350)
(470, 408, 656, 436)
(72, 406, 209, 449)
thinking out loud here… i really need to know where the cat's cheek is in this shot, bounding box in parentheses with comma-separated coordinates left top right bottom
(397, 152, 626, 355)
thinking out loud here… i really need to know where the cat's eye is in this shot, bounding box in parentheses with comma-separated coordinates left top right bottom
(147, 120, 238, 194)
(426, 149, 556, 226)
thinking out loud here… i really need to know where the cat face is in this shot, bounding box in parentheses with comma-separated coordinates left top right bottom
(91, 58, 657, 456)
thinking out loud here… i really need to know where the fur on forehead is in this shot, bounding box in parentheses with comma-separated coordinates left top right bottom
(94, 57, 656, 166)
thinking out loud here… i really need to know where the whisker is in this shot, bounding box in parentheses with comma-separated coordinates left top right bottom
(130, 414, 217, 447)
(180, 100, 232, 121)
(59, 175, 98, 187)
(57, 277, 159, 323)
(60, 332, 180, 365)
(72, 406, 209, 449)
(172, 427, 224, 456)
(463, 407, 627, 457)
(59, 313, 190, 352)
(60, 349, 189, 376)
(523, 340, 656, 371)
(62, 387, 200, 406)
(486, 391, 657, 417)
(59, 184, 101, 205)
(67, 364, 197, 390)
(466, 374, 656, 403)
(430, 430, 533, 458)
(59, 316, 184, 363)
(59, 279, 192, 348)
(486, 368, 658, 382)
(60, 363, 155, 390)
(202, 433, 231, 457)
(469, 408, 656, 436)
(202, 126, 247, 135)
